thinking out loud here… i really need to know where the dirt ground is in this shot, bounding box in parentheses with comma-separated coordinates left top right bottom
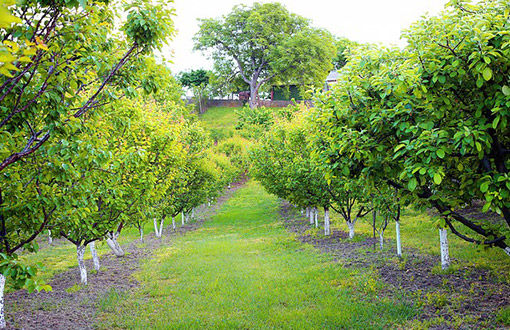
(5, 180, 246, 330)
(279, 201, 509, 329)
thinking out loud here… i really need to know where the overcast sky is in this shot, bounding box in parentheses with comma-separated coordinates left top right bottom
(161, 0, 449, 74)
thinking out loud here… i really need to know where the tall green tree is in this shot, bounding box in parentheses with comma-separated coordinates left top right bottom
(178, 69, 210, 113)
(0, 0, 175, 326)
(194, 2, 336, 108)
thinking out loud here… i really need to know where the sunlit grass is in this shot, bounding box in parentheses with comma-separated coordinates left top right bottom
(95, 180, 417, 329)
(199, 106, 240, 140)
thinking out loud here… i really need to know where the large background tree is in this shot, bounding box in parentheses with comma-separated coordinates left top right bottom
(193, 2, 336, 108)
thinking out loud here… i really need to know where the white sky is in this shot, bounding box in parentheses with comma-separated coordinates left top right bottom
(161, 0, 449, 74)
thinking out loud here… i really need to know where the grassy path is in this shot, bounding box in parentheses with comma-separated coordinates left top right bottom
(97, 180, 415, 329)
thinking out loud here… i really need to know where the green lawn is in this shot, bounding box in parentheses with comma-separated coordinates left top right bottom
(199, 106, 240, 140)
(96, 180, 416, 329)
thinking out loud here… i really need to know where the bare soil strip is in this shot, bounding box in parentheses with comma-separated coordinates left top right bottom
(279, 201, 509, 328)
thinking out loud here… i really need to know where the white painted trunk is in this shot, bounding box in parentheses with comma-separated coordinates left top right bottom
(314, 207, 318, 228)
(140, 228, 144, 242)
(306, 207, 310, 218)
(396, 221, 402, 258)
(77, 245, 87, 285)
(208, 200, 211, 207)
(182, 212, 185, 225)
(347, 222, 355, 239)
(505, 247, 510, 257)
(379, 232, 384, 251)
(158, 217, 164, 237)
(0, 274, 5, 328)
(439, 228, 450, 270)
(153, 219, 160, 238)
(309, 208, 314, 225)
(191, 208, 195, 220)
(89, 242, 100, 271)
(172, 216, 176, 230)
(301, 209, 304, 215)
(106, 233, 125, 257)
(48, 230, 53, 245)
(324, 208, 330, 236)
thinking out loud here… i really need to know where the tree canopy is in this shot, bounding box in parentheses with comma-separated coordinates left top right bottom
(193, 2, 336, 108)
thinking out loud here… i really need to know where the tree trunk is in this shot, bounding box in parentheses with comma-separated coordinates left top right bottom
(77, 245, 87, 285)
(306, 207, 310, 218)
(191, 208, 195, 220)
(347, 221, 355, 239)
(89, 241, 100, 271)
(439, 228, 450, 270)
(309, 208, 314, 225)
(172, 216, 176, 230)
(372, 205, 376, 250)
(106, 232, 124, 257)
(505, 247, 510, 257)
(314, 207, 318, 228)
(159, 217, 164, 237)
(182, 212, 185, 225)
(153, 218, 160, 238)
(48, 230, 53, 245)
(324, 207, 330, 236)
(249, 83, 259, 109)
(139, 227, 144, 242)
(0, 274, 6, 328)
(379, 232, 384, 251)
(198, 90, 203, 114)
(395, 220, 402, 258)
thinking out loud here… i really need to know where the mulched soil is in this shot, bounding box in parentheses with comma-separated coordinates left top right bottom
(5, 179, 246, 330)
(279, 201, 510, 329)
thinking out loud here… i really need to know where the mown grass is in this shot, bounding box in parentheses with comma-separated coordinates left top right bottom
(95, 180, 417, 329)
(199, 106, 240, 141)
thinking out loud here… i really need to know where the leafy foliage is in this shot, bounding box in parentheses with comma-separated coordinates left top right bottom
(194, 2, 336, 108)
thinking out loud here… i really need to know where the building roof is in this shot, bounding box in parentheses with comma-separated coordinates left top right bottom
(326, 70, 339, 82)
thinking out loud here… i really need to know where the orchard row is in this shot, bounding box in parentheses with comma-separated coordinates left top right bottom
(248, 0, 509, 269)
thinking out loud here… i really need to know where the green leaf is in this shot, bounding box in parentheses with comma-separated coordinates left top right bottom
(480, 182, 489, 193)
(433, 173, 442, 185)
(492, 116, 500, 129)
(482, 202, 491, 212)
(482, 67, 492, 81)
(436, 149, 445, 159)
(502, 85, 510, 96)
(408, 178, 418, 191)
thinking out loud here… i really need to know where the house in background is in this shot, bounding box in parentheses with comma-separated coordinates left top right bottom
(270, 85, 302, 101)
(324, 70, 339, 91)
(270, 70, 340, 101)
